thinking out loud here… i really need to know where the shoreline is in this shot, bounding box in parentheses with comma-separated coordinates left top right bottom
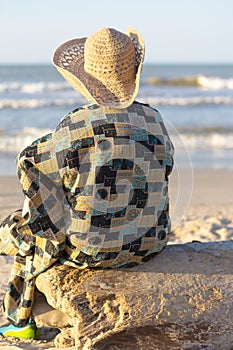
(2, 149, 233, 177)
(1, 168, 233, 214)
(0, 169, 233, 245)
(1, 169, 233, 240)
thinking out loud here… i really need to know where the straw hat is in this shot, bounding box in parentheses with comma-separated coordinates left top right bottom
(53, 27, 144, 108)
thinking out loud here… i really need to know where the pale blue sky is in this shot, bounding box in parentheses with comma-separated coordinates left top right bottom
(1, 0, 233, 64)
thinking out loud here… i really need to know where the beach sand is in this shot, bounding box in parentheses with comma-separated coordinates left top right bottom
(0, 169, 232, 349)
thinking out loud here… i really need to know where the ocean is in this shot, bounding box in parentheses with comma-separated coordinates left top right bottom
(0, 64, 233, 175)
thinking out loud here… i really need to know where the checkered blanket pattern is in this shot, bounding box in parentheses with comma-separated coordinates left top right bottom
(0, 102, 174, 326)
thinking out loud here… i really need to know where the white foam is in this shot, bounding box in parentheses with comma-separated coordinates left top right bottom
(142, 96, 233, 106)
(0, 128, 52, 153)
(1, 76, 233, 96)
(0, 98, 83, 109)
(144, 75, 233, 90)
(1, 95, 233, 110)
(197, 75, 233, 90)
(0, 81, 69, 94)
(172, 132, 233, 150)
(0, 127, 233, 155)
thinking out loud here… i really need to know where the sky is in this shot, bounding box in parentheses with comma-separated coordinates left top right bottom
(1, 0, 233, 64)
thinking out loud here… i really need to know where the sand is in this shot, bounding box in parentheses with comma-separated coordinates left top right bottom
(0, 169, 232, 349)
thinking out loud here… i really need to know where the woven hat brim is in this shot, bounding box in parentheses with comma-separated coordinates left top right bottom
(53, 27, 144, 109)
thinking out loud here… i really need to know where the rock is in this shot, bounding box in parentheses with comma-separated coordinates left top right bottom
(34, 241, 233, 349)
(32, 289, 72, 329)
(54, 329, 76, 348)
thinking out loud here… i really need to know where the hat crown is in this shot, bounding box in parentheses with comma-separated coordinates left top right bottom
(53, 26, 145, 108)
(84, 28, 136, 80)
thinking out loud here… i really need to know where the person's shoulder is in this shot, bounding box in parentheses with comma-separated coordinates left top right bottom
(56, 103, 100, 131)
(69, 103, 101, 116)
(132, 101, 162, 121)
(72, 103, 100, 114)
(133, 100, 159, 113)
(16, 131, 53, 168)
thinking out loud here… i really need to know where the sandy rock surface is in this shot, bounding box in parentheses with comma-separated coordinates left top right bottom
(34, 241, 233, 349)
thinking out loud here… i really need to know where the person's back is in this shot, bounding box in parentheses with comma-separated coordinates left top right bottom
(51, 101, 174, 268)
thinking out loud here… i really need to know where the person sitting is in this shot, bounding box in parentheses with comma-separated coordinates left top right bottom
(0, 27, 174, 339)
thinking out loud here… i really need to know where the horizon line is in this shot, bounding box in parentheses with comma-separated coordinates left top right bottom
(0, 61, 233, 66)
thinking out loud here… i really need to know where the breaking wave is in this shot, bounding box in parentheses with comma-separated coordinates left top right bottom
(0, 81, 69, 94)
(1, 127, 233, 155)
(142, 96, 233, 106)
(170, 127, 233, 150)
(1, 96, 233, 110)
(1, 75, 233, 97)
(0, 128, 52, 153)
(144, 75, 233, 89)
(0, 98, 85, 109)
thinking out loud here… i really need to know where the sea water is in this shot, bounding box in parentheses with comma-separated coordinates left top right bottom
(0, 64, 233, 175)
